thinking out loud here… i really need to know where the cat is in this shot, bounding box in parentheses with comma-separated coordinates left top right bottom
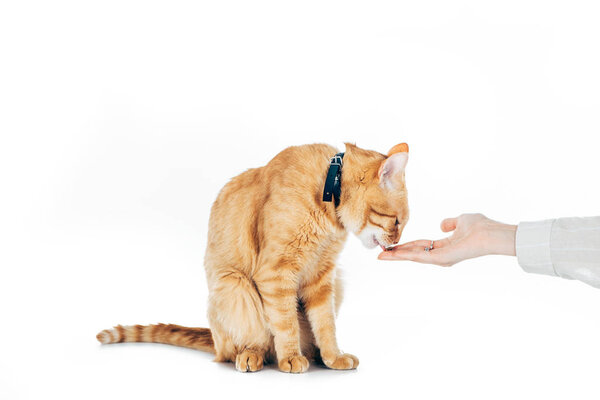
(97, 142, 409, 373)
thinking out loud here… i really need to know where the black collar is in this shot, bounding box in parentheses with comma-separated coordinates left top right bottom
(322, 152, 345, 207)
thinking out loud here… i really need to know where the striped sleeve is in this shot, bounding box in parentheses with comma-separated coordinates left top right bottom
(516, 217, 600, 288)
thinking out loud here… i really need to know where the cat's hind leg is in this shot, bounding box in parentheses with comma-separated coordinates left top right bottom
(207, 269, 272, 372)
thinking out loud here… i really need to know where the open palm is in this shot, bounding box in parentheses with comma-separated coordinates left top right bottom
(378, 214, 516, 266)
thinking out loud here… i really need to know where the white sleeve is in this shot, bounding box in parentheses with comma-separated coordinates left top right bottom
(516, 217, 600, 288)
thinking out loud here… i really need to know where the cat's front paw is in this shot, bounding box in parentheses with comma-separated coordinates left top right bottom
(323, 353, 359, 370)
(278, 355, 309, 373)
(235, 349, 264, 372)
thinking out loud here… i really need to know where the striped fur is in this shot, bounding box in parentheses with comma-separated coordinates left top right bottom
(96, 324, 214, 353)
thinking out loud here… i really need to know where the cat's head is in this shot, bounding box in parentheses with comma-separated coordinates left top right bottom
(338, 143, 409, 250)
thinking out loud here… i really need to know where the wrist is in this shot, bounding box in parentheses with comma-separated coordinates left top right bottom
(484, 222, 517, 256)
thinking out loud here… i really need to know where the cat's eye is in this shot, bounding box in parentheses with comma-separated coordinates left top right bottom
(395, 218, 399, 226)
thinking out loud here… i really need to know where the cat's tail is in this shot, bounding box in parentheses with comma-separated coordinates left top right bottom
(96, 323, 215, 353)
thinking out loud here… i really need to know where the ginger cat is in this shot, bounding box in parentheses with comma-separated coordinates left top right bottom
(97, 142, 409, 373)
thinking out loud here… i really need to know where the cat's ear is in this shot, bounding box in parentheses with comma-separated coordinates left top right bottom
(378, 143, 409, 188)
(387, 143, 409, 156)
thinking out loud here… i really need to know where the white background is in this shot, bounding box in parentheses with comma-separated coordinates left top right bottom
(1, 1, 599, 399)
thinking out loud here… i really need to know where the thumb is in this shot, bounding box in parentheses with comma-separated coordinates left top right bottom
(440, 217, 458, 232)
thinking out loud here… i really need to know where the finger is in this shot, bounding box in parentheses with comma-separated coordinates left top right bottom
(378, 245, 423, 261)
(378, 244, 452, 266)
(379, 244, 437, 261)
(390, 238, 450, 251)
(392, 239, 434, 249)
(440, 217, 458, 233)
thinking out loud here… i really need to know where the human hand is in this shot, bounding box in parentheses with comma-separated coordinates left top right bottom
(378, 213, 517, 266)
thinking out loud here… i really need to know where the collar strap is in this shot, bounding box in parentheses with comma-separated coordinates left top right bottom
(322, 152, 345, 207)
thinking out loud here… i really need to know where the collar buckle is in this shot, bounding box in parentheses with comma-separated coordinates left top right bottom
(330, 155, 343, 167)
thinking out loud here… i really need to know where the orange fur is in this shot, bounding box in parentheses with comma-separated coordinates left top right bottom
(97, 143, 409, 373)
